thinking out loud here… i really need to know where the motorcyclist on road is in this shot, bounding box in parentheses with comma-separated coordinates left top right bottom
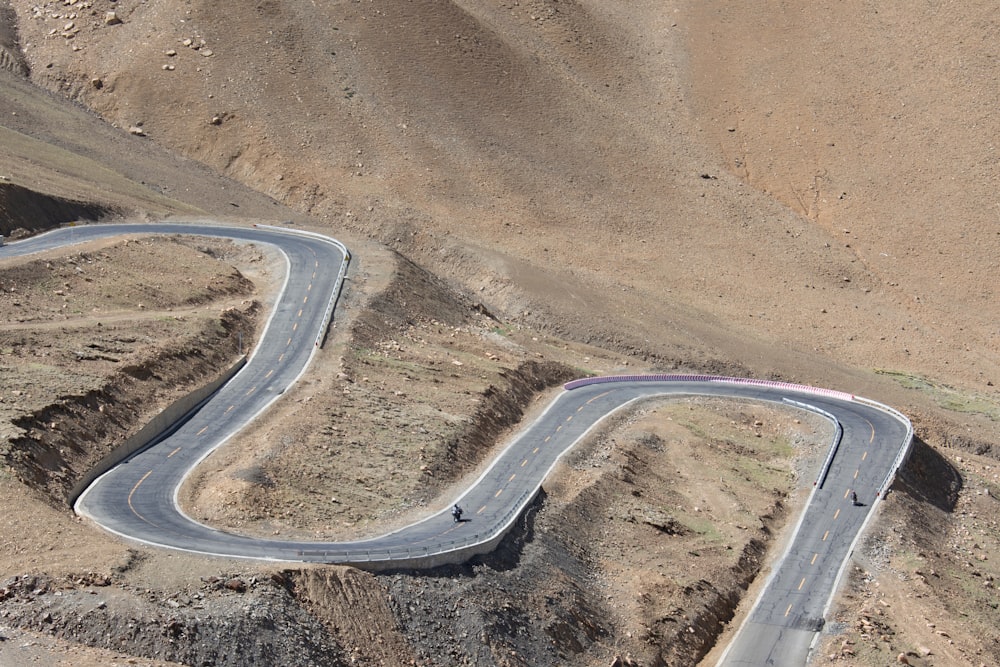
(452, 504, 463, 522)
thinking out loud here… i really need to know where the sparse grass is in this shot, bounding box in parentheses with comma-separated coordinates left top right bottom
(360, 353, 448, 378)
(876, 369, 1000, 420)
(678, 418, 710, 441)
(676, 513, 724, 544)
(740, 457, 792, 489)
(757, 435, 794, 460)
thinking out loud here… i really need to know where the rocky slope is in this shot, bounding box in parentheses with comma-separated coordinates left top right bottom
(2, 1, 1000, 665)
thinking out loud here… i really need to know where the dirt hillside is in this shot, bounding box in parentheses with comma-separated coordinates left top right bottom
(1, 0, 999, 665)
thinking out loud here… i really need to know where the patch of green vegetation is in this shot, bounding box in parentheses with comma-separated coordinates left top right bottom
(676, 513, 724, 543)
(876, 369, 1000, 421)
(739, 456, 792, 489)
(758, 435, 794, 460)
(678, 418, 710, 441)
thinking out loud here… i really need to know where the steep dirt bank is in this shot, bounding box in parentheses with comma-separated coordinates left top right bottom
(0, 569, 346, 667)
(0, 0, 26, 76)
(0, 182, 122, 239)
(0, 235, 270, 504)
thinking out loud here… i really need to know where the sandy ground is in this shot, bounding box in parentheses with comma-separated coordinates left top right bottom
(1, 0, 999, 664)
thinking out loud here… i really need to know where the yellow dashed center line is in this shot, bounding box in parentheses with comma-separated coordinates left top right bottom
(544, 436, 550, 443)
(556, 425, 562, 432)
(265, 369, 274, 378)
(246, 386, 256, 397)
(853, 469, 859, 479)
(167, 447, 182, 458)
(577, 406, 584, 412)
(293, 322, 299, 332)
(844, 488, 851, 499)
(798, 577, 806, 591)
(823, 530, 830, 541)
(521, 459, 528, 467)
(297, 309, 303, 317)
(127, 470, 154, 519)
(477, 505, 487, 515)
(532, 447, 539, 454)
(565, 415, 572, 422)
(303, 295, 308, 304)
(811, 553, 819, 565)
(586, 391, 611, 405)
(308, 284, 312, 291)
(862, 451, 868, 461)
(834, 508, 841, 520)
(784, 604, 793, 617)
(197, 426, 208, 436)
(279, 353, 285, 362)
(508, 474, 516, 482)
(495, 488, 503, 498)
(866, 418, 876, 443)
(225, 405, 235, 414)
(287, 337, 293, 346)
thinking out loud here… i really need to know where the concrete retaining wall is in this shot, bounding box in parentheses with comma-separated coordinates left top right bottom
(69, 356, 247, 504)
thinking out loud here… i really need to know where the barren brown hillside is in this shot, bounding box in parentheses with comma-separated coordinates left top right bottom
(1, 1, 999, 665)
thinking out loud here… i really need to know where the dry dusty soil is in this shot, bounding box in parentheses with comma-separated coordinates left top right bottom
(1, 1, 1000, 666)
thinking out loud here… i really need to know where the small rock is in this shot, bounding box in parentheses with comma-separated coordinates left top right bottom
(224, 578, 246, 593)
(104, 11, 122, 25)
(128, 126, 146, 136)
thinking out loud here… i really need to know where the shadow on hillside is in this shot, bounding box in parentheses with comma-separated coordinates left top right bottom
(891, 436, 962, 512)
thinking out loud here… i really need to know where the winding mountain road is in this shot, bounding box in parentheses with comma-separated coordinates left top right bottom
(0, 222, 913, 665)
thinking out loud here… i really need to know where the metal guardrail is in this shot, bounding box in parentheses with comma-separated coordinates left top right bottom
(253, 224, 351, 349)
(781, 399, 844, 490)
(298, 488, 538, 568)
(564, 373, 856, 402)
(850, 396, 915, 499)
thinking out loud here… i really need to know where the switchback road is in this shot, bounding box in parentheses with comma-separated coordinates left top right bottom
(0, 222, 913, 665)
